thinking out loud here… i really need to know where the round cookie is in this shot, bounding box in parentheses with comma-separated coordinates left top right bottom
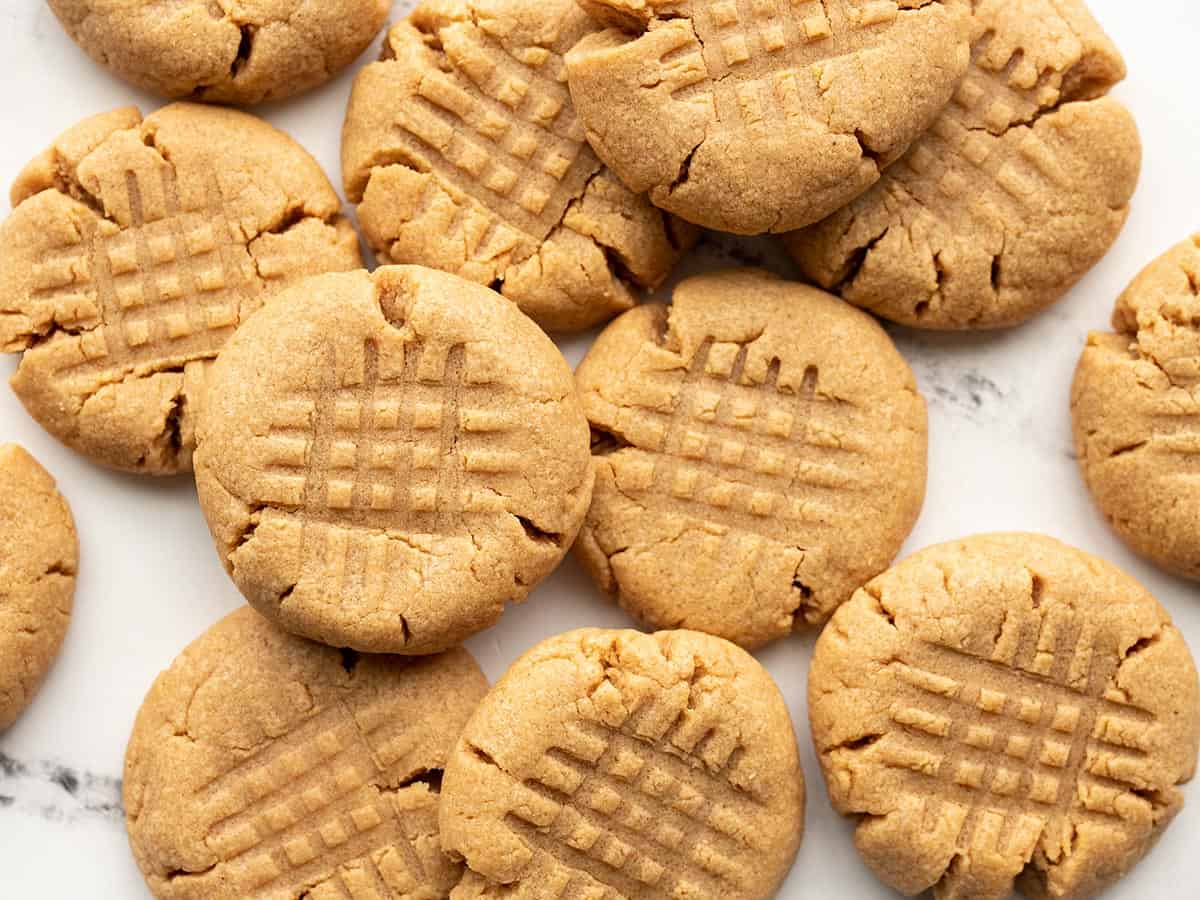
(342, 1, 697, 334)
(785, 0, 1139, 329)
(0, 445, 77, 732)
(0, 104, 362, 475)
(47, 0, 390, 105)
(124, 606, 488, 899)
(574, 269, 927, 649)
(194, 266, 594, 654)
(809, 533, 1200, 900)
(440, 628, 805, 898)
(1072, 236, 1200, 580)
(562, 0, 971, 236)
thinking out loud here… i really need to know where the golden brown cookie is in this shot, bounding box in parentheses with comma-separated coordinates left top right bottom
(0, 104, 362, 475)
(562, 0, 971, 235)
(342, 0, 696, 333)
(0, 445, 78, 732)
(574, 269, 927, 649)
(809, 533, 1200, 900)
(785, 0, 1139, 329)
(1072, 236, 1200, 580)
(47, 0, 390, 105)
(194, 266, 594, 654)
(440, 628, 804, 898)
(124, 606, 488, 899)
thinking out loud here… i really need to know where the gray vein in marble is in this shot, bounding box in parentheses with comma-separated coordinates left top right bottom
(0, 750, 123, 824)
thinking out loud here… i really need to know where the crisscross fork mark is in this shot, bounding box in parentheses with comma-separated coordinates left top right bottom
(389, 23, 596, 246)
(504, 722, 760, 897)
(880, 611, 1159, 862)
(36, 165, 249, 381)
(189, 697, 431, 897)
(679, 0, 910, 132)
(881, 32, 1085, 238)
(611, 336, 867, 544)
(1145, 402, 1200, 465)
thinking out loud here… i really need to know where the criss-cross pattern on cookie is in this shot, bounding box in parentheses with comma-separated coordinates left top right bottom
(191, 696, 444, 896)
(880, 608, 1158, 864)
(29, 165, 255, 382)
(659, 0, 918, 133)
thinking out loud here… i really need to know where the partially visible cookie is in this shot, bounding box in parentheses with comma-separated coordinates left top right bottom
(124, 606, 488, 899)
(47, 0, 390, 105)
(809, 533, 1200, 900)
(575, 269, 927, 648)
(785, 0, 1139, 329)
(195, 266, 594, 654)
(1072, 236, 1200, 580)
(563, 0, 971, 235)
(440, 628, 805, 898)
(0, 104, 362, 475)
(0, 444, 77, 732)
(343, 0, 696, 333)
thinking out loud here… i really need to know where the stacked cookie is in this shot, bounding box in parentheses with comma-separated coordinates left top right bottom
(0, 0, 1195, 899)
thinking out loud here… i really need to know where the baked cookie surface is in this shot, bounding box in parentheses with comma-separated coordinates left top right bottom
(809, 533, 1200, 900)
(195, 266, 594, 654)
(785, 0, 1139, 329)
(563, 0, 971, 235)
(1072, 236, 1200, 580)
(0, 444, 78, 732)
(124, 606, 488, 900)
(47, 0, 390, 105)
(343, 0, 696, 334)
(0, 104, 361, 475)
(575, 270, 927, 648)
(440, 628, 804, 898)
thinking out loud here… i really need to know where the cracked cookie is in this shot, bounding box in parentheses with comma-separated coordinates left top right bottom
(562, 0, 971, 236)
(342, 0, 698, 334)
(809, 533, 1200, 900)
(124, 606, 488, 899)
(785, 0, 1139, 329)
(440, 627, 804, 898)
(0, 445, 77, 732)
(0, 104, 362, 475)
(574, 269, 927, 648)
(194, 266, 595, 654)
(46, 0, 390, 105)
(1072, 236, 1200, 581)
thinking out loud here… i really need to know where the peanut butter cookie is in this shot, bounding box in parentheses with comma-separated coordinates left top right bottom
(124, 606, 488, 899)
(575, 269, 927, 648)
(563, 0, 971, 235)
(785, 0, 1139, 329)
(440, 628, 805, 898)
(0, 104, 362, 475)
(47, 0, 390, 105)
(1072, 236, 1200, 580)
(0, 445, 77, 732)
(343, 0, 696, 333)
(809, 533, 1200, 899)
(194, 266, 594, 655)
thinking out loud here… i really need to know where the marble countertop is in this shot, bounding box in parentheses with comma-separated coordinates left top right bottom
(2, 2, 1198, 897)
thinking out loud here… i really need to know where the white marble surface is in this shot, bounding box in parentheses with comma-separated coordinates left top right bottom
(0, 1, 1198, 897)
